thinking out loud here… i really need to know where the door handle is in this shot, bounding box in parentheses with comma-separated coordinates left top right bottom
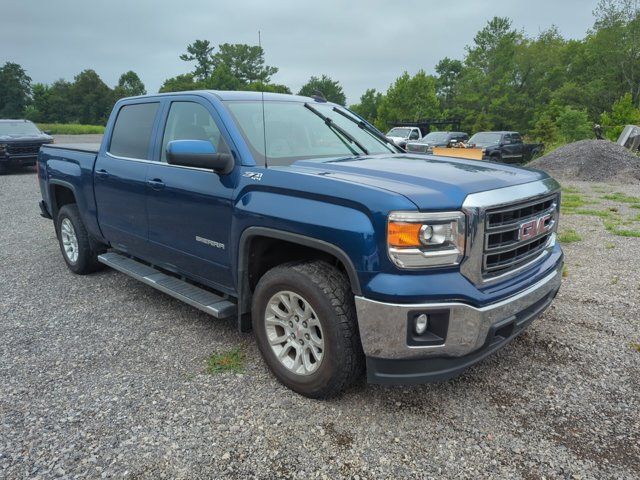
(147, 178, 165, 190)
(95, 169, 109, 179)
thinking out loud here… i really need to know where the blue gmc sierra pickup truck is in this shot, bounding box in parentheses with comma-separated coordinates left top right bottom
(37, 91, 563, 398)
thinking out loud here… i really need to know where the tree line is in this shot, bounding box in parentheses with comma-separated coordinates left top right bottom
(0, 0, 638, 143)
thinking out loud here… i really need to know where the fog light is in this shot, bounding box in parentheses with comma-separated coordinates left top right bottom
(415, 314, 428, 335)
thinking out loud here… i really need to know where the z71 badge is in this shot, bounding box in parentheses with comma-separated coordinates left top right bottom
(243, 171, 263, 181)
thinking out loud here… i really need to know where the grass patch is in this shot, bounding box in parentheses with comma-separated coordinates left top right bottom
(558, 229, 582, 243)
(602, 192, 640, 205)
(561, 193, 590, 209)
(631, 342, 640, 353)
(567, 208, 619, 219)
(605, 243, 616, 249)
(604, 222, 640, 238)
(611, 276, 619, 285)
(37, 123, 105, 135)
(561, 185, 581, 194)
(206, 347, 245, 374)
(562, 264, 569, 278)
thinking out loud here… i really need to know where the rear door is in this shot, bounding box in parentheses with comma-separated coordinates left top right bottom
(145, 97, 237, 291)
(94, 101, 161, 254)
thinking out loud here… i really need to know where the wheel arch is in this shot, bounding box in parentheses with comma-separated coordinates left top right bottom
(236, 227, 362, 332)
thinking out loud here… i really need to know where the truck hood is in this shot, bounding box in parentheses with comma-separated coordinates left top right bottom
(294, 154, 548, 210)
(0, 134, 53, 143)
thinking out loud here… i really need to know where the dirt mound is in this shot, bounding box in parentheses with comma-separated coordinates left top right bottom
(529, 139, 640, 183)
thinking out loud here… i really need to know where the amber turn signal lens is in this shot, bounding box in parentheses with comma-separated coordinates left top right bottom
(388, 222, 422, 247)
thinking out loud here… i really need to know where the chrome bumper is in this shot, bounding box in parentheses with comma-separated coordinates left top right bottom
(355, 262, 562, 360)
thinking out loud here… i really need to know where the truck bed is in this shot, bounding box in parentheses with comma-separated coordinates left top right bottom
(44, 143, 101, 153)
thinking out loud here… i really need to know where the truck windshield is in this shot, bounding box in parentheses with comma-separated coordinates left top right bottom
(226, 101, 396, 166)
(469, 132, 502, 146)
(386, 127, 411, 137)
(0, 121, 41, 136)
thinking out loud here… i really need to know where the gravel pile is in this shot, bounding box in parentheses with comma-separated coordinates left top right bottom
(1, 170, 639, 478)
(530, 139, 640, 183)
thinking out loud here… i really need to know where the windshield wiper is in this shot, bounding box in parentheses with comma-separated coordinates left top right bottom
(304, 103, 369, 155)
(331, 107, 400, 152)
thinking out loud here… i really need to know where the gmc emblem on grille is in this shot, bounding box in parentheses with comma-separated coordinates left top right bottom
(518, 213, 553, 241)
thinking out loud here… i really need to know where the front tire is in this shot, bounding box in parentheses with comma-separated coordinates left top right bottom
(252, 261, 364, 398)
(56, 204, 105, 274)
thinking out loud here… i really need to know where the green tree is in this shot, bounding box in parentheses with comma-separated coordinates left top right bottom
(349, 88, 383, 124)
(298, 75, 346, 105)
(180, 40, 215, 81)
(435, 57, 463, 111)
(600, 92, 640, 140)
(212, 43, 278, 84)
(204, 63, 244, 91)
(159, 73, 203, 93)
(71, 70, 113, 125)
(376, 71, 439, 130)
(556, 107, 592, 142)
(113, 71, 146, 99)
(0, 62, 32, 118)
(244, 81, 291, 94)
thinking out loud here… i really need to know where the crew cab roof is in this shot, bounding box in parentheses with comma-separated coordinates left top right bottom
(120, 90, 320, 103)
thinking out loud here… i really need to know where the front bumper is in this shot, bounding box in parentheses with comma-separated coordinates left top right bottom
(356, 261, 562, 384)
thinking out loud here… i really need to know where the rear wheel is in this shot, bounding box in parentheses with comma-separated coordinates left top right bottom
(252, 260, 364, 398)
(56, 204, 105, 274)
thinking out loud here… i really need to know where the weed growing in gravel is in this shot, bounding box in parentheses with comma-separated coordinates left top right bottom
(561, 193, 590, 209)
(561, 185, 581, 193)
(631, 342, 640, 353)
(568, 208, 619, 219)
(611, 276, 619, 285)
(562, 265, 569, 278)
(558, 229, 582, 243)
(206, 347, 245, 374)
(604, 222, 640, 238)
(602, 192, 640, 205)
(605, 243, 616, 249)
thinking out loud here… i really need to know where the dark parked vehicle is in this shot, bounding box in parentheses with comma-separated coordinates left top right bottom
(469, 131, 543, 163)
(0, 120, 53, 174)
(405, 131, 469, 154)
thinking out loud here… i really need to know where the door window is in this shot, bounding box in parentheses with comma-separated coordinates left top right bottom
(161, 102, 230, 162)
(409, 130, 420, 140)
(109, 102, 159, 159)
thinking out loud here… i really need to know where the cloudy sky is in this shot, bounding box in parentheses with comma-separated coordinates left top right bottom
(2, 0, 599, 104)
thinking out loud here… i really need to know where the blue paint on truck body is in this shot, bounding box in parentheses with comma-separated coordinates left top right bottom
(38, 90, 562, 323)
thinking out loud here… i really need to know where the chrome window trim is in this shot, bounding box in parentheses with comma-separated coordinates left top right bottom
(105, 151, 222, 173)
(460, 177, 561, 286)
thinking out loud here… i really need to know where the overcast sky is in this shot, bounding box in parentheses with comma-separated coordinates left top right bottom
(2, 0, 599, 104)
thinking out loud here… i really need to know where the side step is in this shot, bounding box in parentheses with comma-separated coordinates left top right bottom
(98, 252, 237, 319)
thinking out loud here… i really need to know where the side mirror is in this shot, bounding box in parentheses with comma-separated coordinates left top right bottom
(166, 140, 234, 174)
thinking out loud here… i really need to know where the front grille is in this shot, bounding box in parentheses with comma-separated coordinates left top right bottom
(406, 144, 428, 153)
(7, 143, 42, 156)
(482, 194, 558, 278)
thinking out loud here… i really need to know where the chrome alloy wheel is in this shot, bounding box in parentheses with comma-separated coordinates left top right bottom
(265, 291, 325, 376)
(60, 218, 79, 263)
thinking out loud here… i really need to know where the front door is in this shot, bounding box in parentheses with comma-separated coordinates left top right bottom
(94, 101, 160, 254)
(145, 99, 237, 291)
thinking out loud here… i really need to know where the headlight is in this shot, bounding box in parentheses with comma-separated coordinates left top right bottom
(387, 211, 466, 268)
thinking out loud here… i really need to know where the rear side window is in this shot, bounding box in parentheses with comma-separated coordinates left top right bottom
(109, 102, 159, 159)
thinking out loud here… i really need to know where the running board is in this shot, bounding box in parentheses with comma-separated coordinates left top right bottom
(98, 252, 237, 319)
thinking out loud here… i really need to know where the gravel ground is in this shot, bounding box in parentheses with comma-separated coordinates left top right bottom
(530, 139, 640, 184)
(0, 169, 639, 479)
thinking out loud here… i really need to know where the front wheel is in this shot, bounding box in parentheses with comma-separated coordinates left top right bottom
(252, 261, 364, 398)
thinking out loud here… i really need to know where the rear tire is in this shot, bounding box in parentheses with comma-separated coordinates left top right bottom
(252, 260, 364, 398)
(56, 204, 105, 274)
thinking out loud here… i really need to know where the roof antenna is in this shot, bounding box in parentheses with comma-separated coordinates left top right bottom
(259, 30, 268, 168)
